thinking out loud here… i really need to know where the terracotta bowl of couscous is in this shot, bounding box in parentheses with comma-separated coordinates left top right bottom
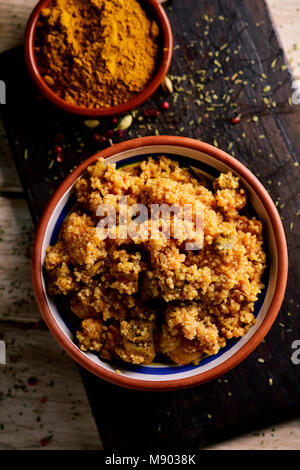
(32, 136, 288, 391)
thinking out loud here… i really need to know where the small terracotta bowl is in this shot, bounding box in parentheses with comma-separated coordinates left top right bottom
(32, 136, 288, 391)
(24, 0, 173, 117)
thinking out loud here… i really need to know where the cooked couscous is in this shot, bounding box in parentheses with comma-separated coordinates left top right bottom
(44, 156, 266, 365)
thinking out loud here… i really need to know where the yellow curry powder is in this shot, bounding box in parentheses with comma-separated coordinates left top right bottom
(36, 0, 160, 108)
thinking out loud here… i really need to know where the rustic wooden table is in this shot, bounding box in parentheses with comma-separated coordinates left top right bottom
(0, 0, 300, 450)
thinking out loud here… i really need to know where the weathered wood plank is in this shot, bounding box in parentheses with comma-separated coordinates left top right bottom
(206, 419, 300, 450)
(0, 197, 39, 323)
(0, 1, 37, 54)
(0, 323, 102, 449)
(0, 121, 23, 193)
(0, 199, 103, 449)
(268, 0, 300, 80)
(0, 0, 36, 193)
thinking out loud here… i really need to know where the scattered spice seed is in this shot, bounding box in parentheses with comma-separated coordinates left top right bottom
(24, 148, 28, 160)
(220, 42, 228, 50)
(269, 378, 273, 386)
(84, 119, 100, 129)
(271, 58, 277, 69)
(257, 358, 265, 363)
(115, 114, 133, 130)
(161, 76, 173, 94)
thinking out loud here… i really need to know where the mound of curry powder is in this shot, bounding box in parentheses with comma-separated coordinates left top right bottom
(35, 0, 160, 108)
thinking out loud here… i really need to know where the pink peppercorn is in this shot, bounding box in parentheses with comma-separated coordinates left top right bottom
(161, 101, 170, 110)
(40, 438, 49, 447)
(231, 116, 241, 125)
(54, 145, 63, 162)
(27, 377, 38, 386)
(105, 129, 114, 139)
(55, 133, 65, 143)
(94, 134, 106, 144)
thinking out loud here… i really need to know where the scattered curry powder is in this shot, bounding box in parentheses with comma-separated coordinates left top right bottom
(36, 0, 160, 108)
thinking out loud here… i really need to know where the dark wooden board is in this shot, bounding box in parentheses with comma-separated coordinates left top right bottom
(1, 0, 300, 449)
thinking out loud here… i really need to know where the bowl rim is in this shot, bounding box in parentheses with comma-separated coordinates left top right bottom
(32, 136, 288, 391)
(24, 0, 173, 117)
